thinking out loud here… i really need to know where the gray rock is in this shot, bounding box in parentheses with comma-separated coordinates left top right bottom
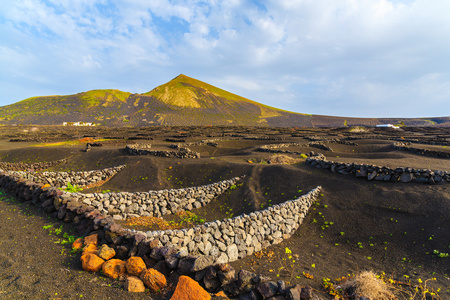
(227, 244, 239, 262)
(367, 171, 378, 181)
(190, 255, 216, 272)
(256, 281, 278, 299)
(400, 172, 413, 183)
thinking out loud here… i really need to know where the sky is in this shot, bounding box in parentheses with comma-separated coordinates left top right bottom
(1, 0, 449, 118)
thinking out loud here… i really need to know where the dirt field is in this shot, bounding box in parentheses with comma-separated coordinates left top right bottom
(0, 125, 449, 299)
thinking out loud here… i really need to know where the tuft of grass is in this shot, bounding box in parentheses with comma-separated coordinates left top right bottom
(340, 271, 397, 299)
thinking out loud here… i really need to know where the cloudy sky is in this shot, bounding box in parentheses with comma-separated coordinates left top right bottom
(1, 0, 449, 118)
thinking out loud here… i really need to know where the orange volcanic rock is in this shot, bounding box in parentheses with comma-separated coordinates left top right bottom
(81, 253, 104, 272)
(170, 275, 211, 300)
(102, 259, 126, 279)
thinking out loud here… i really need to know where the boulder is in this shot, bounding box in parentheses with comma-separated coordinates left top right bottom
(256, 281, 278, 299)
(82, 243, 98, 255)
(400, 173, 413, 183)
(97, 244, 116, 260)
(124, 276, 145, 292)
(191, 255, 216, 272)
(81, 253, 105, 272)
(140, 268, 167, 293)
(72, 238, 84, 251)
(102, 259, 126, 279)
(126, 256, 147, 276)
(84, 233, 98, 246)
(170, 275, 211, 300)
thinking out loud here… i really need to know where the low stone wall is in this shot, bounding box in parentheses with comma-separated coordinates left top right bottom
(171, 138, 240, 149)
(304, 136, 359, 146)
(1, 165, 126, 188)
(0, 170, 322, 299)
(393, 142, 450, 159)
(258, 142, 332, 154)
(0, 158, 68, 172)
(126, 144, 200, 159)
(306, 157, 450, 184)
(347, 135, 450, 146)
(69, 177, 243, 220)
(243, 136, 284, 141)
(136, 186, 322, 263)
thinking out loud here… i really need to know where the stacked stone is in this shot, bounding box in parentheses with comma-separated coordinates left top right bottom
(258, 142, 332, 154)
(347, 135, 450, 146)
(243, 136, 284, 141)
(1, 165, 126, 188)
(0, 158, 68, 172)
(305, 136, 358, 146)
(170, 138, 239, 148)
(306, 157, 449, 184)
(137, 186, 322, 264)
(125, 145, 200, 159)
(70, 177, 243, 220)
(0, 171, 322, 299)
(393, 142, 450, 159)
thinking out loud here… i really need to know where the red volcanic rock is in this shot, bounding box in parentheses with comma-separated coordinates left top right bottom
(81, 253, 104, 272)
(126, 256, 146, 276)
(102, 259, 126, 279)
(170, 275, 211, 300)
(140, 268, 167, 292)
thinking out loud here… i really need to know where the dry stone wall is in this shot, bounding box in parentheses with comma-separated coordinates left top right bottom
(126, 144, 200, 159)
(1, 165, 126, 188)
(69, 177, 243, 220)
(258, 142, 332, 154)
(0, 158, 68, 172)
(393, 142, 450, 159)
(306, 157, 449, 184)
(305, 136, 358, 146)
(133, 186, 322, 264)
(0, 170, 321, 299)
(347, 135, 450, 146)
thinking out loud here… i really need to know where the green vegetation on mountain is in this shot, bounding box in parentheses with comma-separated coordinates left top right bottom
(79, 89, 131, 107)
(0, 74, 448, 127)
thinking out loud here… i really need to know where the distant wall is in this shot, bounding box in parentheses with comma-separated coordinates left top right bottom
(1, 165, 126, 188)
(392, 142, 450, 159)
(306, 157, 449, 184)
(258, 142, 332, 154)
(126, 144, 200, 159)
(0, 159, 68, 172)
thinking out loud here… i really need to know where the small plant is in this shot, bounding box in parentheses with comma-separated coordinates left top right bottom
(62, 182, 83, 193)
(433, 250, 449, 258)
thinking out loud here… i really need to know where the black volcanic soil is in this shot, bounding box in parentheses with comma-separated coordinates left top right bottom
(0, 125, 449, 299)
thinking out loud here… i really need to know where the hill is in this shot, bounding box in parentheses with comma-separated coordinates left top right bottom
(0, 74, 449, 127)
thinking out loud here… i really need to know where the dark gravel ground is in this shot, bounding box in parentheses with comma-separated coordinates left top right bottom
(0, 126, 449, 299)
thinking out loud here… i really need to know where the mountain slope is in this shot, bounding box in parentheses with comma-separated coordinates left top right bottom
(0, 74, 448, 127)
(0, 75, 313, 127)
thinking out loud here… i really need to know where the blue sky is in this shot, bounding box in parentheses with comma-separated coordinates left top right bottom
(1, 0, 449, 118)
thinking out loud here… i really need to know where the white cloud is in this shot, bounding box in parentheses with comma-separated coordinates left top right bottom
(0, 0, 449, 117)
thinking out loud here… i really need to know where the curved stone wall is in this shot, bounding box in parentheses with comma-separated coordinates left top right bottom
(69, 177, 243, 220)
(306, 157, 449, 184)
(1, 165, 126, 188)
(258, 142, 332, 154)
(0, 171, 321, 299)
(305, 136, 358, 146)
(0, 158, 68, 172)
(126, 144, 200, 159)
(134, 186, 322, 264)
(393, 142, 450, 159)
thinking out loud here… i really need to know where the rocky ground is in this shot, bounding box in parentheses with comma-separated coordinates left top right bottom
(0, 125, 449, 299)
